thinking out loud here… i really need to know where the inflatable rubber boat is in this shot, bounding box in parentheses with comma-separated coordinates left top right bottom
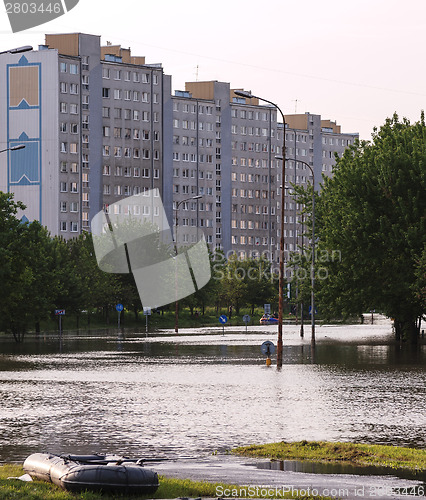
(23, 453, 159, 493)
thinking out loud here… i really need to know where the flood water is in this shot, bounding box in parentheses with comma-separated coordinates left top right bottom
(0, 320, 425, 464)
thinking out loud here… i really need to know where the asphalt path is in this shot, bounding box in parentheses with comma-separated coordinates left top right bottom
(152, 454, 425, 500)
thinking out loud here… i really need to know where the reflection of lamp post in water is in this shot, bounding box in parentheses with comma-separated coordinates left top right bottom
(234, 90, 286, 369)
(174, 195, 202, 333)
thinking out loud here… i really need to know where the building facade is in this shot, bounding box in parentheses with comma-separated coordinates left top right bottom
(0, 33, 173, 237)
(1, 33, 358, 267)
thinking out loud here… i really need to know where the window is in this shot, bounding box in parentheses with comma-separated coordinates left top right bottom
(133, 110, 140, 121)
(60, 201, 67, 212)
(60, 161, 67, 173)
(102, 87, 110, 98)
(60, 182, 67, 192)
(142, 73, 150, 84)
(70, 222, 78, 232)
(70, 202, 79, 212)
(70, 123, 78, 134)
(103, 145, 110, 156)
(103, 126, 110, 137)
(60, 62, 67, 73)
(103, 184, 110, 195)
(70, 83, 79, 94)
(60, 102, 67, 113)
(70, 162, 78, 173)
(114, 108, 122, 119)
(60, 142, 67, 153)
(70, 104, 78, 114)
(102, 106, 110, 118)
(82, 56, 89, 70)
(60, 221, 67, 232)
(114, 70, 121, 80)
(70, 182, 78, 193)
(82, 75, 89, 91)
(103, 165, 110, 175)
(102, 68, 110, 79)
(60, 82, 67, 93)
(60, 122, 67, 133)
(113, 89, 122, 100)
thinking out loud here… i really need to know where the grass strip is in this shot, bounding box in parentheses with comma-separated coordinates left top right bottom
(232, 441, 426, 471)
(0, 464, 329, 500)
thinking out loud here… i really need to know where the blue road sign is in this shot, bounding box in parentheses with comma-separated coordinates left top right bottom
(55, 309, 65, 316)
(261, 341, 276, 356)
(116, 303, 124, 312)
(243, 314, 251, 324)
(219, 315, 228, 324)
(308, 306, 318, 315)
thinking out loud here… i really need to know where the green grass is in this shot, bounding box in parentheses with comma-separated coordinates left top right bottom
(0, 464, 329, 499)
(233, 441, 426, 471)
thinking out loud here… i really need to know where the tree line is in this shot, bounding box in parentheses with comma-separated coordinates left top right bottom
(1, 113, 424, 342)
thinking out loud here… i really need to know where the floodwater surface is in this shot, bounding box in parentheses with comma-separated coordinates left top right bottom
(0, 321, 425, 464)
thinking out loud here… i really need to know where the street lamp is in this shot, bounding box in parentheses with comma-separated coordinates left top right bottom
(174, 194, 202, 333)
(0, 144, 25, 154)
(279, 156, 316, 344)
(0, 45, 33, 55)
(235, 90, 286, 368)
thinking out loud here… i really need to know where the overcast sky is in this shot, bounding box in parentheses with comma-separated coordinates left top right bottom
(1, 0, 425, 139)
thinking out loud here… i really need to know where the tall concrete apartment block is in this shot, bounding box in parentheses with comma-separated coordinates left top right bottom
(173, 82, 358, 262)
(0, 33, 172, 236)
(1, 33, 357, 266)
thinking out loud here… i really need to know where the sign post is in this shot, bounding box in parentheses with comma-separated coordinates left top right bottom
(219, 314, 228, 335)
(143, 307, 151, 334)
(116, 303, 124, 329)
(242, 314, 251, 333)
(55, 309, 65, 339)
(261, 340, 276, 366)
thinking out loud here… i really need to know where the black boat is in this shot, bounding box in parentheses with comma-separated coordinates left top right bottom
(23, 452, 159, 493)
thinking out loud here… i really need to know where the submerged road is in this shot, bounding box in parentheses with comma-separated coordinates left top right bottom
(153, 455, 425, 500)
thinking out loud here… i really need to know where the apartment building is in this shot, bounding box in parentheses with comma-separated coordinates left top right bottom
(1, 33, 358, 266)
(0, 33, 172, 237)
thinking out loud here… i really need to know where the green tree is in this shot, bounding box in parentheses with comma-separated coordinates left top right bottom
(0, 193, 57, 341)
(315, 113, 426, 341)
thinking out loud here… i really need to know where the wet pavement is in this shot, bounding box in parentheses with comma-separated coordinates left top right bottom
(153, 454, 425, 500)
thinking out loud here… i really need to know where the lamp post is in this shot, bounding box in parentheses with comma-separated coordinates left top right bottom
(0, 144, 25, 154)
(279, 157, 316, 344)
(235, 90, 286, 368)
(174, 194, 202, 333)
(0, 46, 33, 55)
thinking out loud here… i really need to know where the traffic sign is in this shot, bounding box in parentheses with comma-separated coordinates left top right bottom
(116, 303, 124, 312)
(264, 303, 271, 314)
(261, 340, 276, 356)
(243, 314, 251, 324)
(55, 309, 65, 316)
(143, 307, 151, 316)
(308, 306, 318, 315)
(219, 315, 228, 324)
